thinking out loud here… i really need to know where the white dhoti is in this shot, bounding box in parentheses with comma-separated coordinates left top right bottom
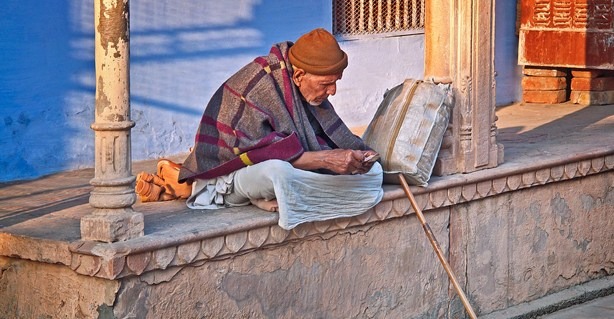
(187, 160, 384, 230)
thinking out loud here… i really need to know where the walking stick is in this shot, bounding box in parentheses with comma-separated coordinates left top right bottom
(398, 174, 478, 319)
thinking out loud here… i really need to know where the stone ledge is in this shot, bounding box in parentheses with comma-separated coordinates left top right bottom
(58, 149, 614, 280)
(1, 148, 612, 280)
(481, 275, 614, 319)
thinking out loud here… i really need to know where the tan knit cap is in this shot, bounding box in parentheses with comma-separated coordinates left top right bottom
(288, 28, 348, 75)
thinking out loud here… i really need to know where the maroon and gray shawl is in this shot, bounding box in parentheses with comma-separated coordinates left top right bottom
(178, 42, 368, 182)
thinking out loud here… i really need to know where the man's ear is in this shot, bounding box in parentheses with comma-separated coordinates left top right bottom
(292, 68, 306, 87)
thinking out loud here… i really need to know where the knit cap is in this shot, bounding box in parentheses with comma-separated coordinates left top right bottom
(288, 28, 348, 75)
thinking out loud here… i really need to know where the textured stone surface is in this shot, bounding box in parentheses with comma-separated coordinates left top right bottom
(424, 0, 501, 175)
(571, 70, 607, 78)
(1, 102, 613, 318)
(571, 77, 614, 92)
(0, 257, 119, 318)
(458, 173, 614, 315)
(483, 275, 614, 319)
(522, 76, 567, 91)
(523, 90, 567, 103)
(80, 210, 144, 242)
(102, 172, 613, 318)
(523, 67, 567, 77)
(0, 171, 612, 318)
(114, 211, 452, 319)
(570, 90, 614, 105)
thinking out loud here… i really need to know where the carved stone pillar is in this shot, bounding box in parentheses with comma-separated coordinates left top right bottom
(426, 0, 504, 175)
(81, 0, 143, 242)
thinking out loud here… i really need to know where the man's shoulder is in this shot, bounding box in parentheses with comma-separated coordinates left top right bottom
(224, 42, 293, 89)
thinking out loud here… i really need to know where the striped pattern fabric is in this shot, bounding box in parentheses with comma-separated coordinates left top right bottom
(179, 42, 368, 182)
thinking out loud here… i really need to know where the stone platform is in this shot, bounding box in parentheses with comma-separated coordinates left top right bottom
(0, 102, 613, 318)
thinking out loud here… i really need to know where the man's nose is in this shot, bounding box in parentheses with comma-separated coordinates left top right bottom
(327, 83, 337, 96)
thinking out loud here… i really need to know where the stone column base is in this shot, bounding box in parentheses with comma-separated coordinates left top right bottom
(81, 209, 144, 242)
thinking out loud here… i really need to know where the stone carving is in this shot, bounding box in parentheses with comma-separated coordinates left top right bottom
(68, 153, 614, 280)
(530, 0, 613, 30)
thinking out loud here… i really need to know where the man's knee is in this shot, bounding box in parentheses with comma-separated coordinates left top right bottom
(260, 159, 295, 175)
(236, 160, 293, 182)
(233, 160, 294, 200)
(242, 159, 295, 184)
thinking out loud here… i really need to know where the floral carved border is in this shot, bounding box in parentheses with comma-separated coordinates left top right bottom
(69, 153, 614, 280)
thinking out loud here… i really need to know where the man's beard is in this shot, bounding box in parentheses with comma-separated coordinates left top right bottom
(307, 100, 322, 106)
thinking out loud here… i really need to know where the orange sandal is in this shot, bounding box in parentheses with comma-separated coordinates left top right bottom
(137, 171, 166, 187)
(156, 159, 191, 199)
(135, 172, 177, 202)
(136, 178, 164, 202)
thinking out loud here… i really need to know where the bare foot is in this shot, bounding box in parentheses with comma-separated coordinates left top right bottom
(250, 198, 279, 212)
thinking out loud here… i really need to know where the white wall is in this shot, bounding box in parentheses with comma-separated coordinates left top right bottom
(333, 35, 425, 132)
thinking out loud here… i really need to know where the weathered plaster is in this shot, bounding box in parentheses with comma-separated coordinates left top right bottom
(454, 173, 614, 315)
(63, 152, 614, 280)
(113, 213, 451, 319)
(0, 167, 611, 318)
(0, 257, 119, 318)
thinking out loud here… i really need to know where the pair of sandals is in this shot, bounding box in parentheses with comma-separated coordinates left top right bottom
(135, 159, 192, 202)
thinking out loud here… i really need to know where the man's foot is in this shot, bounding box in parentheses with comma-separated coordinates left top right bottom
(250, 199, 279, 212)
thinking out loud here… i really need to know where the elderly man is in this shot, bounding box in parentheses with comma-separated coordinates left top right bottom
(177, 28, 384, 229)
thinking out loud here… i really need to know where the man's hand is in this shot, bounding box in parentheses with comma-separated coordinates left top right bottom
(360, 150, 380, 172)
(292, 149, 379, 175)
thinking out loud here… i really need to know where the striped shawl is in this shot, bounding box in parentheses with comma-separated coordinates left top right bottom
(178, 42, 368, 182)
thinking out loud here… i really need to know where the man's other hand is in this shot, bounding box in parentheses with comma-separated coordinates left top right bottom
(292, 149, 378, 175)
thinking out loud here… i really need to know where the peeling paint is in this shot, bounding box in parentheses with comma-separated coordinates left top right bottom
(95, 76, 126, 122)
(97, 0, 129, 57)
(580, 194, 597, 213)
(574, 238, 590, 252)
(113, 278, 150, 318)
(17, 113, 31, 126)
(95, 76, 111, 118)
(551, 193, 572, 226)
(531, 226, 548, 253)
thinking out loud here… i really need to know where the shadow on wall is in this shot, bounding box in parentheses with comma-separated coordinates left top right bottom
(0, 2, 82, 183)
(0, 0, 330, 183)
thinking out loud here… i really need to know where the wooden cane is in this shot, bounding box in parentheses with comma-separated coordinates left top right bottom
(398, 174, 478, 319)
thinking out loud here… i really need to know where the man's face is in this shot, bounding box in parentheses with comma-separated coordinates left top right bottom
(293, 69, 342, 106)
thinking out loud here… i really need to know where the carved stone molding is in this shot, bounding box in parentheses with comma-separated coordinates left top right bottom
(68, 152, 614, 280)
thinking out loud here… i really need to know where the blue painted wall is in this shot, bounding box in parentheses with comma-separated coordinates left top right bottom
(495, 1, 522, 106)
(0, 0, 332, 182)
(0, 0, 519, 183)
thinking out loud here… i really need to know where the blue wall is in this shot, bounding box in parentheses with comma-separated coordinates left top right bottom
(495, 1, 522, 106)
(0, 0, 331, 182)
(1, 2, 88, 182)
